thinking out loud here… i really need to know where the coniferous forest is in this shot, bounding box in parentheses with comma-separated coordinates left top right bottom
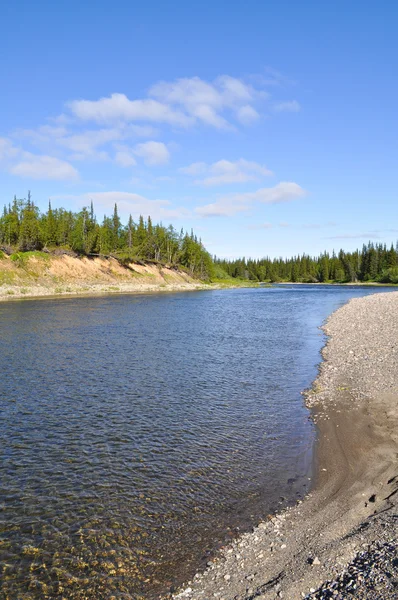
(1, 193, 397, 284)
(215, 242, 398, 284)
(0, 193, 214, 280)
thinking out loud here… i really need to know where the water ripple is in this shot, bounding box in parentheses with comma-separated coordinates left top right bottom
(0, 286, 394, 598)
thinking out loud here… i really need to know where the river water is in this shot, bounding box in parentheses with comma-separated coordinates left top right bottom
(0, 285, 395, 598)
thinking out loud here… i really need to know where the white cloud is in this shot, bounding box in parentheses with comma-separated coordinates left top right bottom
(0, 137, 78, 181)
(114, 150, 137, 167)
(179, 161, 207, 176)
(149, 75, 261, 129)
(10, 154, 79, 181)
(273, 100, 301, 113)
(133, 141, 170, 165)
(15, 123, 161, 163)
(0, 137, 19, 160)
(236, 105, 260, 124)
(66, 73, 287, 131)
(0, 72, 301, 189)
(196, 182, 306, 217)
(64, 74, 270, 133)
(181, 158, 272, 186)
(68, 93, 193, 127)
(256, 67, 296, 88)
(246, 182, 306, 203)
(195, 200, 250, 217)
(58, 128, 123, 161)
(15, 125, 69, 146)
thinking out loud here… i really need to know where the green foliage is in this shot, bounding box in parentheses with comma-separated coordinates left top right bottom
(215, 241, 398, 284)
(378, 266, 398, 284)
(0, 193, 214, 280)
(10, 251, 49, 268)
(0, 271, 16, 285)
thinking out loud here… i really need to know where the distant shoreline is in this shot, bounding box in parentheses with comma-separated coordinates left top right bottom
(264, 280, 398, 286)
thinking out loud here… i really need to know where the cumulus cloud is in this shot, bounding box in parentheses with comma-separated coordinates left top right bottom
(179, 161, 207, 176)
(149, 75, 263, 129)
(57, 128, 123, 161)
(68, 94, 192, 127)
(236, 105, 260, 124)
(133, 141, 170, 166)
(196, 182, 306, 217)
(67, 75, 268, 131)
(114, 149, 137, 167)
(0, 71, 300, 186)
(181, 158, 272, 186)
(195, 200, 250, 217)
(0, 137, 79, 181)
(10, 154, 79, 180)
(15, 122, 161, 162)
(0, 137, 19, 160)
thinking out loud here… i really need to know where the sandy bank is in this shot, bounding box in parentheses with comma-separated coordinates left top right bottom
(0, 253, 229, 301)
(172, 292, 398, 600)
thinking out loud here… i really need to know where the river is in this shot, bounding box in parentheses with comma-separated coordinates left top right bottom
(0, 285, 395, 598)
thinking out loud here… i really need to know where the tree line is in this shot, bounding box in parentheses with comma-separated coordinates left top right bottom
(215, 242, 398, 284)
(1, 193, 397, 284)
(0, 193, 214, 279)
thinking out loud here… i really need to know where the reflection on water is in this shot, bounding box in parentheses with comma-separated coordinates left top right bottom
(0, 285, 394, 598)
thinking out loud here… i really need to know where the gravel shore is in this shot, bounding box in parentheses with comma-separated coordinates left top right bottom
(172, 292, 398, 600)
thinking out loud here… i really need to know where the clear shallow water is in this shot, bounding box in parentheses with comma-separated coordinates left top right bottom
(0, 285, 396, 598)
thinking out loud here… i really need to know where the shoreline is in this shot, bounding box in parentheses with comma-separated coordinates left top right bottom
(0, 280, 259, 303)
(0, 253, 257, 303)
(0, 281, 214, 302)
(267, 281, 398, 286)
(0, 280, 394, 304)
(172, 291, 398, 599)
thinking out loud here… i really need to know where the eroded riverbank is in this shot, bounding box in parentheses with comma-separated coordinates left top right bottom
(173, 292, 398, 600)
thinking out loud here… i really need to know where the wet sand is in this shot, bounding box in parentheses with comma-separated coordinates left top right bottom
(172, 292, 398, 599)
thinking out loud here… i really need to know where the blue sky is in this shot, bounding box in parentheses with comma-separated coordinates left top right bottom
(1, 1, 397, 259)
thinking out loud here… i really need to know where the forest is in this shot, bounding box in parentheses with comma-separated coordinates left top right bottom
(1, 193, 397, 284)
(0, 193, 214, 280)
(215, 243, 398, 284)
